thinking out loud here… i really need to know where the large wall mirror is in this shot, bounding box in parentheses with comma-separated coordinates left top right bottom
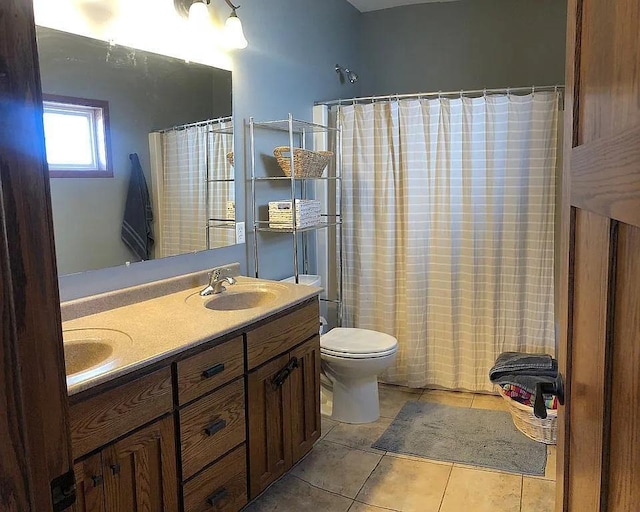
(36, 26, 236, 276)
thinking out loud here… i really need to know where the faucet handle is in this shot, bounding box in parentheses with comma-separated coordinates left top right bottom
(208, 268, 221, 284)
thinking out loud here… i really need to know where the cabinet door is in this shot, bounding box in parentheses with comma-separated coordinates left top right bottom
(247, 353, 292, 499)
(289, 336, 321, 462)
(72, 454, 106, 512)
(102, 416, 178, 512)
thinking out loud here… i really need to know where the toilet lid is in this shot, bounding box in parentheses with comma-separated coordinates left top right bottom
(320, 328, 398, 358)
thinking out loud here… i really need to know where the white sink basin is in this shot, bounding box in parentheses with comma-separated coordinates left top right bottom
(62, 328, 131, 385)
(186, 283, 286, 312)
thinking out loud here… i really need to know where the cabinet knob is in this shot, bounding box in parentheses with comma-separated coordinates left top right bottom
(206, 487, 229, 506)
(110, 463, 121, 475)
(91, 475, 104, 487)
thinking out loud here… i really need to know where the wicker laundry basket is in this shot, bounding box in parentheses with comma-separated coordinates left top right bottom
(498, 387, 557, 445)
(273, 146, 333, 178)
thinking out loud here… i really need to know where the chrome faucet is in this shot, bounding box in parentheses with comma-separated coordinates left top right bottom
(200, 268, 237, 296)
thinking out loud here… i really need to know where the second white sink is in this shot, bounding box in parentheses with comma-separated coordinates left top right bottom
(186, 282, 287, 312)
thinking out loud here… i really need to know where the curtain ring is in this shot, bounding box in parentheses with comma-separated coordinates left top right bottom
(531, 85, 536, 96)
(483, 88, 487, 98)
(460, 89, 464, 99)
(438, 90, 442, 100)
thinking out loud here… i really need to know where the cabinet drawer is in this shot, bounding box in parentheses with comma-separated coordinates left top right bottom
(246, 299, 319, 370)
(183, 444, 247, 512)
(70, 368, 173, 459)
(177, 336, 244, 404)
(180, 379, 246, 480)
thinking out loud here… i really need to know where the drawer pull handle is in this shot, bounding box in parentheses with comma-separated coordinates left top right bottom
(206, 487, 229, 506)
(202, 363, 225, 379)
(91, 475, 103, 487)
(204, 419, 227, 437)
(110, 463, 120, 475)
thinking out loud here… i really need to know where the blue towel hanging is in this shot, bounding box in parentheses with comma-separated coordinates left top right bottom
(121, 153, 154, 261)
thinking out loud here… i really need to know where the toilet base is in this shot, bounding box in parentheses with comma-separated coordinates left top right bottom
(328, 376, 381, 424)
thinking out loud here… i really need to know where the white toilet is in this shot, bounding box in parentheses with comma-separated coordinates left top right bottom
(320, 328, 398, 424)
(281, 274, 398, 424)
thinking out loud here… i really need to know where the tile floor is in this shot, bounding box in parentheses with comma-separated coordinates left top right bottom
(245, 385, 557, 512)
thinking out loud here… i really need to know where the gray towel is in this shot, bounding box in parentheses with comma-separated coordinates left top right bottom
(489, 352, 558, 396)
(121, 153, 153, 261)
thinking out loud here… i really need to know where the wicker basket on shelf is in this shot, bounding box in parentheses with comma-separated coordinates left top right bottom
(498, 387, 557, 445)
(273, 146, 333, 178)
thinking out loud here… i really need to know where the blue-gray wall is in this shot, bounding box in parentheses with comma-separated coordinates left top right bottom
(359, 0, 567, 96)
(59, 0, 568, 301)
(59, 0, 361, 300)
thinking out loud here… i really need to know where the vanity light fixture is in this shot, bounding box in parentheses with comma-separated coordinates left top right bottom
(177, 0, 248, 49)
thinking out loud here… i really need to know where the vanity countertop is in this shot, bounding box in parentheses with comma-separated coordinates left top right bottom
(62, 275, 321, 396)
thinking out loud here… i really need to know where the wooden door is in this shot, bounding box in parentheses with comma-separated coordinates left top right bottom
(247, 353, 292, 499)
(102, 416, 178, 512)
(72, 455, 106, 512)
(559, 0, 640, 510)
(0, 0, 74, 510)
(289, 336, 321, 461)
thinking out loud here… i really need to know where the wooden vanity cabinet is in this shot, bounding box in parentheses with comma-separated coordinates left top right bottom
(247, 353, 293, 496)
(72, 416, 178, 512)
(70, 297, 320, 512)
(73, 454, 106, 512)
(246, 298, 321, 500)
(289, 335, 322, 461)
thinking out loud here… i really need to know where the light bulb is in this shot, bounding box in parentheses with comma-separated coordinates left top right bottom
(188, 1, 210, 31)
(223, 14, 248, 49)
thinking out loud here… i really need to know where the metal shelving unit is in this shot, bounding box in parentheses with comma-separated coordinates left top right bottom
(249, 113, 343, 325)
(205, 119, 235, 249)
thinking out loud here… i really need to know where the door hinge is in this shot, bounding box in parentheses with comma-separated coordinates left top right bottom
(51, 469, 76, 511)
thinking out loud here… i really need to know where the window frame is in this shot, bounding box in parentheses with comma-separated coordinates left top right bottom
(43, 94, 113, 178)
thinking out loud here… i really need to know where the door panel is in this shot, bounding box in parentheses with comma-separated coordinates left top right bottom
(562, 0, 640, 510)
(72, 454, 106, 512)
(578, 0, 640, 144)
(0, 0, 74, 509)
(289, 336, 321, 461)
(247, 354, 292, 499)
(566, 210, 612, 511)
(608, 224, 640, 511)
(102, 416, 178, 512)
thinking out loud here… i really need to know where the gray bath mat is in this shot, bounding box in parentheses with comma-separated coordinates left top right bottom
(372, 401, 547, 475)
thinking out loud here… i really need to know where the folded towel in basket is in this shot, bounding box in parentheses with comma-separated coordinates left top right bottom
(490, 352, 556, 378)
(489, 352, 558, 397)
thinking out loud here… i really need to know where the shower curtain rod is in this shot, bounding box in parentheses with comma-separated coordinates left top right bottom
(314, 85, 565, 107)
(156, 115, 233, 133)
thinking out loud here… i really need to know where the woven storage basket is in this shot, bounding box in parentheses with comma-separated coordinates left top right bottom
(498, 387, 557, 445)
(273, 146, 333, 178)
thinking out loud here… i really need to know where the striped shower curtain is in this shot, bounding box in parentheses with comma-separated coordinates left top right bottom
(151, 120, 234, 258)
(339, 93, 559, 391)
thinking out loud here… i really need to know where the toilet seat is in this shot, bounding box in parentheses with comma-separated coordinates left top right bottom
(321, 347, 397, 359)
(321, 328, 398, 359)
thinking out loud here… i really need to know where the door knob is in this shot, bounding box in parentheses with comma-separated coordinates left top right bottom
(533, 373, 565, 419)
